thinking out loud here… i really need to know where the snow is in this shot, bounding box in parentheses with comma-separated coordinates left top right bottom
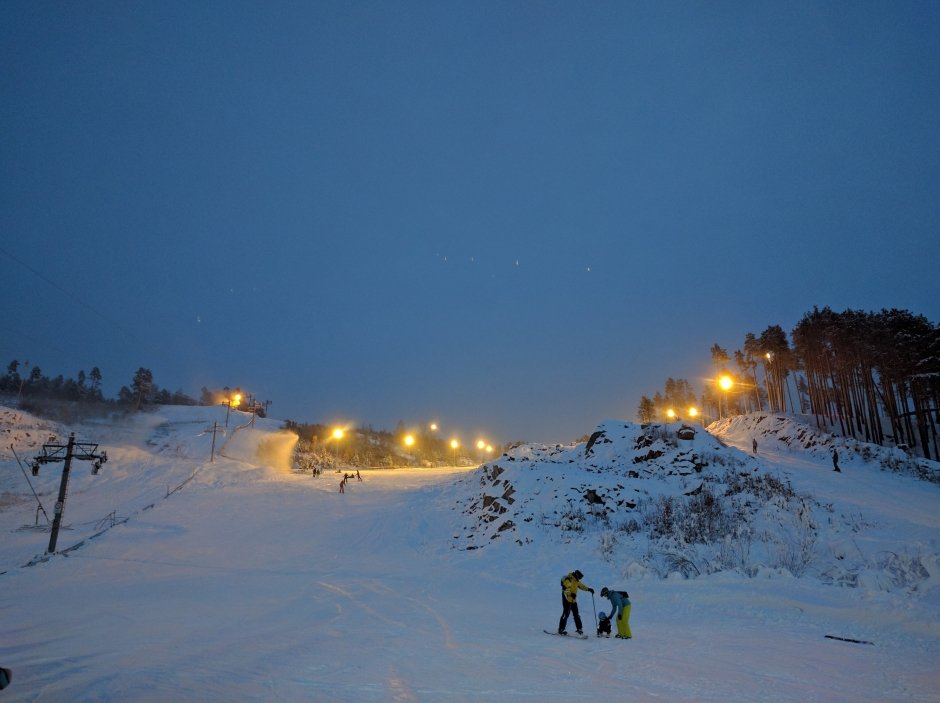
(1, 405, 939, 701)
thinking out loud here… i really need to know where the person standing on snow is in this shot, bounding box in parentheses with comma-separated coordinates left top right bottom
(600, 587, 632, 639)
(752, 438, 758, 454)
(558, 570, 594, 635)
(832, 447, 841, 472)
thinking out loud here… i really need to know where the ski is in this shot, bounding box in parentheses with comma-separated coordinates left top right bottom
(544, 630, 588, 639)
(825, 634, 874, 645)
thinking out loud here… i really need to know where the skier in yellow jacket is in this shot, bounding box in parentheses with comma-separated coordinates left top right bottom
(558, 570, 594, 635)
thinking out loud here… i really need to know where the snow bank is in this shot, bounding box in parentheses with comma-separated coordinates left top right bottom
(452, 417, 940, 596)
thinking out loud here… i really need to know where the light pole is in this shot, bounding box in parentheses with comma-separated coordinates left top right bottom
(331, 427, 345, 468)
(718, 375, 733, 419)
(225, 392, 242, 428)
(403, 433, 415, 466)
(428, 423, 439, 464)
(450, 439, 459, 467)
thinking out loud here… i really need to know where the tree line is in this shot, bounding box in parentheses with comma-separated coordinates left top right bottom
(1, 360, 202, 410)
(638, 307, 940, 460)
(285, 420, 492, 469)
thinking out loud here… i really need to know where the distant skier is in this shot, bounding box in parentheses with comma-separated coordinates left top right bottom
(752, 438, 758, 454)
(339, 478, 346, 493)
(600, 587, 632, 639)
(832, 447, 840, 472)
(557, 570, 594, 635)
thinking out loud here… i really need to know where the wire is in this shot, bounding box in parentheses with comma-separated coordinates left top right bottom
(0, 245, 138, 342)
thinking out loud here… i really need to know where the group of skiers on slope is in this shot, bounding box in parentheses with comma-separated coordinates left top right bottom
(558, 570, 632, 639)
(338, 470, 363, 493)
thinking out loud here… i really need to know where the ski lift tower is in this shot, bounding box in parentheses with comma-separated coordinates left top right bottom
(31, 432, 108, 554)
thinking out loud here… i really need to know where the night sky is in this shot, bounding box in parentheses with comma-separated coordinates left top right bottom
(2, 2, 938, 443)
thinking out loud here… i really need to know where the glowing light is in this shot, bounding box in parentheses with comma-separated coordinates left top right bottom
(332, 428, 345, 441)
(485, 445, 493, 453)
(719, 375, 734, 391)
(688, 407, 699, 418)
(666, 408, 676, 419)
(404, 434, 415, 447)
(232, 393, 242, 408)
(476, 440, 486, 450)
(429, 423, 438, 432)
(450, 439, 459, 450)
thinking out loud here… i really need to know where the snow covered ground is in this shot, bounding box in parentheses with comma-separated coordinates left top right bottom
(1, 405, 938, 702)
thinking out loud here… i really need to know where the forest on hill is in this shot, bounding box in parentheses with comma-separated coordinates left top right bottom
(641, 306, 940, 460)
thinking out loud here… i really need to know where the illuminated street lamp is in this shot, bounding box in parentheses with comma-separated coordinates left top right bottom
(450, 439, 459, 466)
(476, 439, 486, 463)
(688, 406, 700, 425)
(718, 375, 734, 419)
(402, 433, 416, 466)
(331, 427, 345, 466)
(665, 408, 676, 422)
(224, 392, 242, 428)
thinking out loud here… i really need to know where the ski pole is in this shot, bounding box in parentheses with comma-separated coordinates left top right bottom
(591, 592, 597, 630)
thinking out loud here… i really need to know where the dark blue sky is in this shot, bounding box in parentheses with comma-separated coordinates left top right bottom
(2, 2, 938, 443)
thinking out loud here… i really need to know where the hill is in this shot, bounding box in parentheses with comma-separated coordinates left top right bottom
(450, 416, 940, 596)
(1, 406, 938, 701)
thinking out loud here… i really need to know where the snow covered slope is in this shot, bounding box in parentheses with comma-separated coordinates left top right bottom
(1, 407, 938, 701)
(452, 416, 940, 595)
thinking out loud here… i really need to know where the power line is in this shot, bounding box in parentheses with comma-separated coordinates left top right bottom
(0, 245, 137, 342)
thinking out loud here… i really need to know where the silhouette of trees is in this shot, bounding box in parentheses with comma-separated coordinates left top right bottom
(792, 307, 939, 460)
(648, 306, 939, 459)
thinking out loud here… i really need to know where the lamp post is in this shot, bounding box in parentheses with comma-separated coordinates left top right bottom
(450, 439, 459, 467)
(225, 392, 242, 428)
(688, 406, 700, 425)
(403, 433, 415, 466)
(718, 375, 733, 419)
(427, 423, 439, 464)
(331, 427, 345, 468)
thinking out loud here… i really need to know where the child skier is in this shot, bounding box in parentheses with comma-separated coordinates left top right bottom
(558, 570, 594, 635)
(600, 587, 632, 639)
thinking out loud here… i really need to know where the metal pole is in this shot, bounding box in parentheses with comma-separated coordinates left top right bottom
(210, 421, 218, 462)
(47, 433, 76, 553)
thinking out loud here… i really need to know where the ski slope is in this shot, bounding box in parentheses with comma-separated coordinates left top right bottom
(1, 405, 938, 702)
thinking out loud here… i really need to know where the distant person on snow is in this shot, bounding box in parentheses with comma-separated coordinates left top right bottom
(752, 438, 758, 454)
(600, 587, 632, 639)
(558, 570, 593, 635)
(832, 447, 840, 472)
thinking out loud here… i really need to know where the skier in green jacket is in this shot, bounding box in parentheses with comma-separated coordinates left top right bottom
(600, 587, 632, 639)
(558, 570, 594, 635)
